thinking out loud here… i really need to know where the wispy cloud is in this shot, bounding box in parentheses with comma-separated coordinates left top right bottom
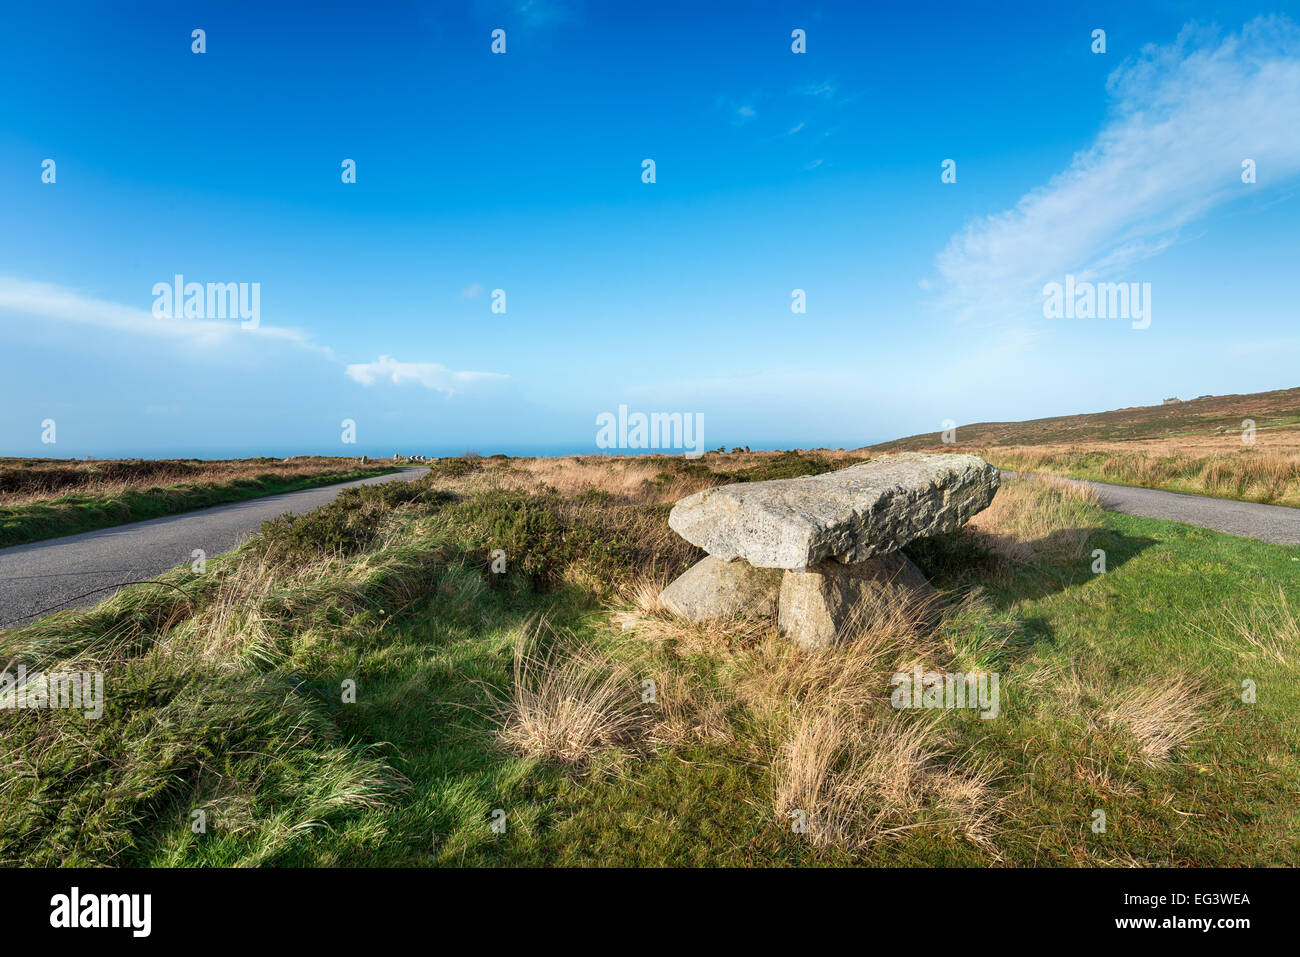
(797, 79, 837, 99)
(460, 282, 485, 299)
(0, 276, 509, 392)
(0, 276, 329, 354)
(716, 94, 761, 126)
(345, 355, 508, 393)
(933, 16, 1300, 325)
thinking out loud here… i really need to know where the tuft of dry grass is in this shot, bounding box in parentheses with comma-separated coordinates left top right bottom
(773, 706, 1000, 851)
(752, 594, 1001, 849)
(610, 566, 1003, 851)
(622, 574, 669, 617)
(740, 603, 935, 715)
(967, 474, 1102, 562)
(1209, 588, 1299, 669)
(496, 621, 647, 765)
(1103, 676, 1217, 765)
(646, 668, 736, 748)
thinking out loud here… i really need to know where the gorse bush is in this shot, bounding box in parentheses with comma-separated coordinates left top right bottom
(644, 450, 856, 492)
(733, 451, 837, 482)
(255, 482, 453, 566)
(439, 488, 696, 591)
(423, 457, 485, 481)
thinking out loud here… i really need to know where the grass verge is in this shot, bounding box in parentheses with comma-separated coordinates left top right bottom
(0, 466, 397, 549)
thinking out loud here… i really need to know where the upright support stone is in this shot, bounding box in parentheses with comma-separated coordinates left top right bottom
(777, 552, 937, 649)
(660, 556, 782, 623)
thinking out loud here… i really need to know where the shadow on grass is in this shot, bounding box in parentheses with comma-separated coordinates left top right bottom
(907, 525, 1159, 658)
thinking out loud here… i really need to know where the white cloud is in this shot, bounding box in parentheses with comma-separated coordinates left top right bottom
(934, 16, 1300, 325)
(0, 276, 509, 392)
(345, 355, 508, 393)
(0, 275, 328, 353)
(460, 282, 485, 299)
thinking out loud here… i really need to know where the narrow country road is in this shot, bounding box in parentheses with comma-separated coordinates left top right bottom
(0, 468, 428, 630)
(1001, 470, 1300, 546)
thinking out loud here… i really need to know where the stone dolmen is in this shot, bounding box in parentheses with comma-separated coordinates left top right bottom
(660, 453, 1000, 648)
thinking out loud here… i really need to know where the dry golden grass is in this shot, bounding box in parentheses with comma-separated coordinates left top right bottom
(967, 474, 1102, 562)
(980, 438, 1300, 507)
(750, 593, 1000, 849)
(646, 667, 736, 748)
(1209, 588, 1300, 670)
(603, 564, 1004, 851)
(496, 621, 647, 765)
(0, 456, 380, 506)
(507, 457, 681, 503)
(738, 600, 939, 713)
(773, 706, 1000, 850)
(992, 427, 1300, 460)
(1103, 676, 1217, 765)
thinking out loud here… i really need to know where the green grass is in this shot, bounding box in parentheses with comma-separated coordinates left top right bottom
(0, 467, 397, 549)
(3, 466, 1297, 867)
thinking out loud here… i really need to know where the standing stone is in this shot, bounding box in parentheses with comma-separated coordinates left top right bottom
(777, 552, 937, 649)
(660, 556, 783, 623)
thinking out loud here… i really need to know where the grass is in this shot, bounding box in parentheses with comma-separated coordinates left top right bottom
(0, 458, 396, 548)
(983, 446, 1300, 507)
(868, 384, 1300, 506)
(2, 453, 1297, 866)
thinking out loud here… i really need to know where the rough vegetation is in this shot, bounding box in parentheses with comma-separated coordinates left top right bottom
(869, 386, 1300, 506)
(2, 451, 1295, 866)
(0, 457, 395, 548)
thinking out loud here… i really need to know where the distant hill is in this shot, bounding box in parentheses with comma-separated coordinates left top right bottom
(864, 387, 1300, 451)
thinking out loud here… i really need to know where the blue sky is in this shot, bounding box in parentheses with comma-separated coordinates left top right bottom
(2, 0, 1299, 457)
